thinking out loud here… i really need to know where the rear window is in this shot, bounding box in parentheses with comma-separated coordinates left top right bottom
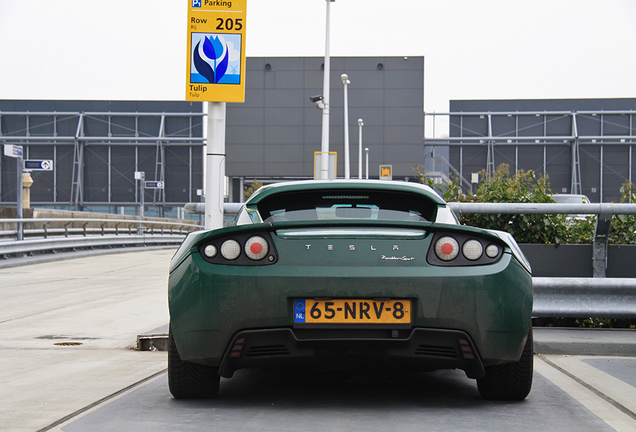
(256, 189, 437, 223)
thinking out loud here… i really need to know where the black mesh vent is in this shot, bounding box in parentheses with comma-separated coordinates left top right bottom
(415, 345, 457, 358)
(246, 345, 290, 357)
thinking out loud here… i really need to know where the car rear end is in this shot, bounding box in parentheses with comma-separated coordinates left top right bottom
(168, 181, 533, 400)
(169, 220, 532, 378)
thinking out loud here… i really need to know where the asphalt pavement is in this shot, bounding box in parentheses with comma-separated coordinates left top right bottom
(1, 249, 635, 432)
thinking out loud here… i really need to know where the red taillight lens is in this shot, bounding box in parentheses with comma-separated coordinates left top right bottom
(245, 236, 269, 260)
(435, 236, 459, 261)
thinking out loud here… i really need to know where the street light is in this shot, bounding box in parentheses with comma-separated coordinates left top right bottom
(357, 118, 364, 179)
(320, 0, 336, 180)
(365, 147, 369, 180)
(341, 73, 351, 179)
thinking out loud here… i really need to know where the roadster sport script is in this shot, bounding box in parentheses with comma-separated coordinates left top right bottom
(294, 299, 411, 324)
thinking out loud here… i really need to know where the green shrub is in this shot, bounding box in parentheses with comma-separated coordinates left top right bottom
(415, 164, 636, 245)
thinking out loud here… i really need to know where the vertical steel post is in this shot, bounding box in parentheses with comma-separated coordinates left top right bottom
(17, 156, 23, 240)
(320, 0, 333, 180)
(600, 146, 604, 202)
(205, 102, 226, 230)
(140, 175, 145, 221)
(108, 146, 112, 204)
(571, 112, 581, 195)
(486, 114, 495, 176)
(357, 119, 364, 179)
(341, 74, 350, 179)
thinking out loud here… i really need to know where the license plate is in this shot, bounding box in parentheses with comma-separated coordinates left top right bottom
(293, 299, 411, 324)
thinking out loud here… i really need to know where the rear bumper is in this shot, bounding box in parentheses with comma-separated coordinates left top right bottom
(218, 327, 486, 379)
(169, 251, 532, 368)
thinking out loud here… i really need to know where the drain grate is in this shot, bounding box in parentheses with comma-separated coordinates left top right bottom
(54, 342, 83, 347)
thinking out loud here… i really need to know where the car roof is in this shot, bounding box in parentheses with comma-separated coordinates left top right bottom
(245, 180, 447, 206)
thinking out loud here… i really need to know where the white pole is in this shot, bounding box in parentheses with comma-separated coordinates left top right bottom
(205, 102, 226, 230)
(320, 0, 332, 180)
(365, 147, 369, 180)
(16, 157, 23, 240)
(341, 73, 350, 179)
(358, 118, 364, 179)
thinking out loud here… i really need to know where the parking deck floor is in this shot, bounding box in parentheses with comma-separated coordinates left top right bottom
(0, 249, 634, 431)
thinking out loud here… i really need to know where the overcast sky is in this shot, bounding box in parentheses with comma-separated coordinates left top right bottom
(1, 0, 635, 117)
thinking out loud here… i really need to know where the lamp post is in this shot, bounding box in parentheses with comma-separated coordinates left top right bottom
(357, 118, 364, 179)
(365, 147, 369, 180)
(320, 0, 335, 180)
(341, 73, 351, 179)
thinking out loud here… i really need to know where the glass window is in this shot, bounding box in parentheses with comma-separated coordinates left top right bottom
(257, 189, 437, 223)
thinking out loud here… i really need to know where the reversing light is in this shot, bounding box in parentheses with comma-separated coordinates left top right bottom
(245, 236, 269, 261)
(203, 245, 217, 258)
(435, 236, 459, 261)
(485, 244, 499, 258)
(221, 239, 241, 260)
(462, 239, 483, 261)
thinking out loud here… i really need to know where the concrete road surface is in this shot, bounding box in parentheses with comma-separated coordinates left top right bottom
(1, 249, 635, 431)
(0, 249, 172, 432)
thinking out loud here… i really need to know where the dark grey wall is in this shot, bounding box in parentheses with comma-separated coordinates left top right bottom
(520, 243, 636, 278)
(226, 56, 424, 179)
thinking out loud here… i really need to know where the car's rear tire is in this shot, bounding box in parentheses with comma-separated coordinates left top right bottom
(168, 324, 220, 399)
(477, 328, 533, 400)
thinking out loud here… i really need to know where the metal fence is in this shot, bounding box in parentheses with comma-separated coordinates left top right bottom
(0, 217, 201, 259)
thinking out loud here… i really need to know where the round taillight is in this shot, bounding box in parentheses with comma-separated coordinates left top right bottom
(462, 239, 483, 260)
(485, 244, 499, 258)
(203, 244, 217, 258)
(435, 236, 459, 261)
(245, 236, 269, 260)
(220, 239, 241, 260)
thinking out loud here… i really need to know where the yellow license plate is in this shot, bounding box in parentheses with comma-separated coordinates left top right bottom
(293, 299, 411, 324)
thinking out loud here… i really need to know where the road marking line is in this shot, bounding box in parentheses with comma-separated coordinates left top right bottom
(546, 355, 636, 414)
(35, 369, 167, 432)
(536, 356, 636, 430)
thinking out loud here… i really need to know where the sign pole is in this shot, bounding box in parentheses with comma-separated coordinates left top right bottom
(16, 157, 23, 240)
(186, 0, 247, 229)
(4, 145, 25, 240)
(134, 171, 145, 234)
(320, 0, 332, 180)
(205, 102, 226, 230)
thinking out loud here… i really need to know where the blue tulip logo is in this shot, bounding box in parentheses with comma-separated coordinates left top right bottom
(191, 34, 241, 85)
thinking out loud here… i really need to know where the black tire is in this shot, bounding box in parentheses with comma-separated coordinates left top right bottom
(477, 328, 533, 400)
(168, 324, 220, 399)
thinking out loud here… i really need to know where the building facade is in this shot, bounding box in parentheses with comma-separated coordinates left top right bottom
(426, 98, 636, 203)
(1, 56, 426, 213)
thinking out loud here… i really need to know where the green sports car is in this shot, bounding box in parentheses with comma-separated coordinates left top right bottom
(168, 180, 533, 400)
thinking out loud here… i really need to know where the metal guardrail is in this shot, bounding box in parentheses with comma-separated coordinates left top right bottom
(533, 277, 636, 318)
(447, 202, 636, 216)
(448, 202, 636, 278)
(449, 202, 636, 318)
(0, 234, 188, 257)
(0, 217, 202, 258)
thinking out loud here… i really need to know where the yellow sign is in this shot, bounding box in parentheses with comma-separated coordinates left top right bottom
(380, 165, 392, 180)
(186, 0, 247, 102)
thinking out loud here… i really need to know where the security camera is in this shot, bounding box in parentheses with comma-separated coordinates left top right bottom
(310, 95, 325, 109)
